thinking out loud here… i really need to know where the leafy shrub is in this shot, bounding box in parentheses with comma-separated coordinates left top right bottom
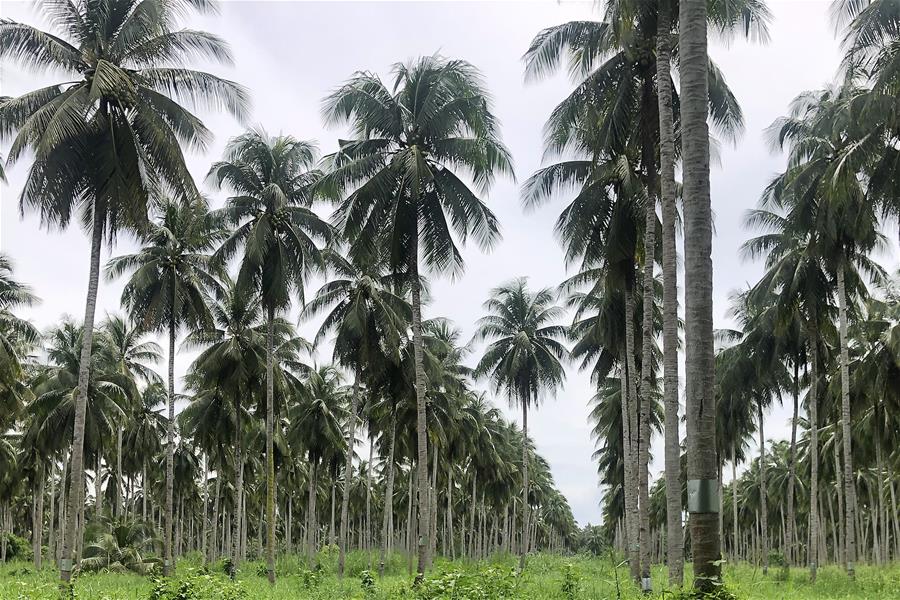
(146, 572, 247, 600)
(298, 564, 324, 589)
(667, 584, 740, 600)
(2, 533, 33, 562)
(359, 569, 376, 597)
(560, 562, 580, 599)
(414, 566, 519, 599)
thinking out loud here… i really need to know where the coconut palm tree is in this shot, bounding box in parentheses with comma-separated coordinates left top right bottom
(288, 366, 348, 566)
(472, 278, 567, 570)
(0, 0, 247, 582)
(208, 129, 330, 583)
(106, 197, 224, 574)
(321, 54, 513, 575)
(97, 315, 162, 519)
(765, 84, 888, 577)
(0, 254, 40, 431)
(183, 280, 269, 576)
(302, 249, 410, 575)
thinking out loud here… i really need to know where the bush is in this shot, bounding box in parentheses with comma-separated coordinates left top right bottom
(560, 563, 580, 600)
(414, 565, 519, 599)
(298, 564, 324, 589)
(146, 572, 247, 600)
(359, 569, 376, 597)
(3, 533, 33, 562)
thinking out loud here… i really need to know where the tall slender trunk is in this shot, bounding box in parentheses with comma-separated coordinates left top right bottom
(638, 62, 659, 591)
(623, 287, 640, 582)
(339, 380, 360, 576)
(379, 417, 396, 577)
(265, 306, 276, 584)
(408, 237, 430, 578)
(201, 454, 209, 565)
(835, 440, 845, 567)
(142, 463, 147, 523)
(656, 5, 683, 584)
(210, 472, 220, 562)
(48, 463, 57, 565)
(447, 469, 454, 560)
(469, 472, 477, 559)
(836, 267, 857, 577)
(619, 368, 635, 574)
(164, 307, 176, 577)
(732, 452, 739, 562)
(758, 402, 769, 575)
(307, 458, 318, 566)
(33, 461, 45, 570)
(60, 206, 104, 585)
(786, 362, 799, 565)
(809, 327, 819, 581)
(286, 496, 292, 556)
(231, 402, 244, 578)
(680, 0, 719, 590)
(366, 437, 373, 564)
(58, 451, 68, 563)
(116, 428, 123, 518)
(94, 455, 102, 517)
(519, 401, 530, 571)
(875, 418, 886, 565)
(638, 92, 656, 592)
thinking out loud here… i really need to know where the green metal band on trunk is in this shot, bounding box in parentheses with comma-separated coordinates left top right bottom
(687, 479, 719, 513)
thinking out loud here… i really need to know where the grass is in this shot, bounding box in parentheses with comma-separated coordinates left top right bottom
(1, 552, 899, 599)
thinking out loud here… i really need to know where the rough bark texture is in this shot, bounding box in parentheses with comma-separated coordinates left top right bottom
(623, 287, 640, 581)
(732, 451, 739, 562)
(809, 329, 819, 581)
(836, 267, 857, 577)
(638, 77, 657, 589)
(656, 3, 683, 584)
(409, 232, 431, 577)
(116, 429, 123, 518)
(164, 309, 176, 576)
(379, 418, 395, 577)
(307, 459, 318, 565)
(619, 369, 635, 575)
(679, 0, 720, 590)
(33, 462, 44, 570)
(60, 208, 104, 585)
(339, 382, 360, 576)
(266, 307, 276, 584)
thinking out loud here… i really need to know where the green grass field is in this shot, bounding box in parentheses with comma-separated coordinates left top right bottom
(2, 553, 899, 599)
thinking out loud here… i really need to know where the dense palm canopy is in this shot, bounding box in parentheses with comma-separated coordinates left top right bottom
(1, 1, 900, 597)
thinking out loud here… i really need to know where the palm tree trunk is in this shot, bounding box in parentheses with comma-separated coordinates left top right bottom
(409, 236, 431, 577)
(366, 438, 373, 564)
(758, 402, 768, 575)
(265, 306, 276, 584)
(622, 287, 640, 582)
(786, 361, 799, 565)
(231, 403, 244, 578)
(94, 455, 102, 517)
(836, 267, 857, 577)
(638, 128, 656, 594)
(519, 401, 530, 572)
(680, 0, 720, 590)
(164, 307, 176, 577)
(59, 207, 104, 585)
(809, 327, 819, 581)
(33, 460, 45, 570)
(329, 483, 336, 546)
(447, 468, 454, 560)
(201, 454, 209, 565)
(732, 452, 739, 562)
(286, 496, 292, 556)
(657, 5, 683, 584)
(48, 463, 57, 565)
(116, 429, 123, 518)
(307, 458, 318, 566)
(339, 380, 360, 576)
(379, 417, 396, 577)
(469, 472, 477, 559)
(211, 472, 220, 562)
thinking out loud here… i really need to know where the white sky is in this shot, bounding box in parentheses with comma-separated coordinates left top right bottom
(1, 0, 897, 526)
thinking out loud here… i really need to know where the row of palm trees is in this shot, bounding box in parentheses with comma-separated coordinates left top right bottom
(0, 264, 578, 574)
(3, 0, 896, 596)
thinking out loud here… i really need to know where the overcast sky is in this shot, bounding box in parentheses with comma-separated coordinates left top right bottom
(1, 0, 897, 527)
